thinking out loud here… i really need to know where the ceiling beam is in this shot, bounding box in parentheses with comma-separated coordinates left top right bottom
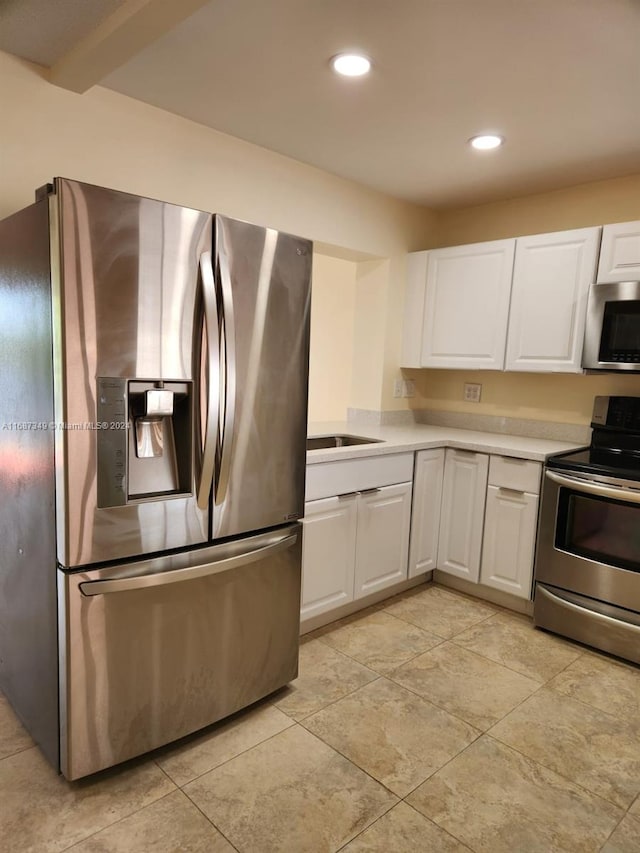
(48, 0, 212, 93)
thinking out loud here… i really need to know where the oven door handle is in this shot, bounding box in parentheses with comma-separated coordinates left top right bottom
(545, 470, 640, 504)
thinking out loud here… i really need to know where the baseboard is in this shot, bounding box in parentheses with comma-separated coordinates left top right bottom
(433, 570, 533, 616)
(300, 572, 432, 635)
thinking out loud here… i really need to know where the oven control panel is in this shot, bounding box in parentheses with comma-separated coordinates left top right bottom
(592, 396, 640, 431)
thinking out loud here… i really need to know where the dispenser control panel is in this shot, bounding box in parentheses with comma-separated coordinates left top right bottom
(96, 377, 128, 507)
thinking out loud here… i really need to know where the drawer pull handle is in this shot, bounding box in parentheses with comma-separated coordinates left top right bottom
(359, 487, 382, 496)
(337, 491, 358, 500)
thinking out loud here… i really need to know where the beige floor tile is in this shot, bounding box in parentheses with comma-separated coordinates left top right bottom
(0, 746, 175, 853)
(391, 642, 540, 730)
(184, 725, 397, 853)
(319, 611, 442, 674)
(631, 794, 640, 816)
(0, 694, 33, 759)
(384, 584, 495, 639)
(489, 687, 640, 808)
(407, 736, 622, 853)
(66, 789, 233, 852)
(452, 612, 583, 682)
(341, 801, 471, 852)
(303, 677, 478, 797)
(156, 700, 294, 786)
(601, 813, 640, 853)
(548, 654, 640, 721)
(274, 639, 377, 721)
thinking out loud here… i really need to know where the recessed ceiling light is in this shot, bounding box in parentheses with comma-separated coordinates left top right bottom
(469, 134, 504, 150)
(331, 53, 371, 77)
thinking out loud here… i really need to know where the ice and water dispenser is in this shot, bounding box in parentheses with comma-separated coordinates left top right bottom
(96, 377, 192, 507)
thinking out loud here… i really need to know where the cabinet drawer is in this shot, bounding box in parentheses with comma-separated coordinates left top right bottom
(488, 455, 541, 494)
(305, 453, 414, 501)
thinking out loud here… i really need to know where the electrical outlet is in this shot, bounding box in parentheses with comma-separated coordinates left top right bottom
(402, 379, 415, 398)
(393, 378, 403, 398)
(464, 382, 482, 403)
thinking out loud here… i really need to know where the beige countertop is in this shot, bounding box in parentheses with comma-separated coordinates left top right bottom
(306, 421, 586, 464)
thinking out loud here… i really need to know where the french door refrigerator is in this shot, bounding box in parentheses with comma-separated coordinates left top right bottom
(0, 178, 311, 780)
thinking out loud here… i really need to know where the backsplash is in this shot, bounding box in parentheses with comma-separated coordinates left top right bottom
(413, 409, 591, 443)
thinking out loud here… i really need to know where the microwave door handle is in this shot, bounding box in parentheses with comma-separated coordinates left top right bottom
(216, 236, 237, 505)
(545, 470, 640, 505)
(79, 531, 298, 596)
(197, 251, 220, 510)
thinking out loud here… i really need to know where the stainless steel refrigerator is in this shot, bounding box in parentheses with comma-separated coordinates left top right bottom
(0, 178, 311, 780)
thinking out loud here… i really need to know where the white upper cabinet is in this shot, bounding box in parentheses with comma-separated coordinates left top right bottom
(597, 221, 640, 283)
(420, 240, 516, 370)
(505, 227, 601, 373)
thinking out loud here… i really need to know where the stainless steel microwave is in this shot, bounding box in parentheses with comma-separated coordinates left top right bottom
(582, 281, 640, 371)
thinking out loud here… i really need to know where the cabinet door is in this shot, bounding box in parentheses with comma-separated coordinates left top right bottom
(597, 220, 640, 283)
(505, 227, 601, 373)
(480, 486, 538, 599)
(408, 448, 445, 577)
(301, 495, 357, 620)
(421, 239, 515, 369)
(437, 449, 488, 582)
(354, 482, 412, 598)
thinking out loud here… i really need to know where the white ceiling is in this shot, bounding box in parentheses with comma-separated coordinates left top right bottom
(3, 0, 640, 208)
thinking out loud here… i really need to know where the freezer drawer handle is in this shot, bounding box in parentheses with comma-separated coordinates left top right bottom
(79, 532, 298, 596)
(545, 470, 640, 505)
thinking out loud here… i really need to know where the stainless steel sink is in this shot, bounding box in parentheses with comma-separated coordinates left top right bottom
(306, 434, 383, 451)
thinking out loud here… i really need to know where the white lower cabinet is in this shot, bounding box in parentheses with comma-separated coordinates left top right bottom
(354, 483, 413, 598)
(437, 449, 489, 582)
(300, 495, 357, 621)
(480, 486, 538, 598)
(302, 453, 414, 622)
(479, 455, 542, 599)
(408, 448, 445, 577)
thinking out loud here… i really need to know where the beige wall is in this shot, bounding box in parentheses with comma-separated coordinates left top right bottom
(6, 50, 640, 425)
(437, 173, 640, 247)
(308, 254, 357, 421)
(0, 51, 438, 420)
(408, 369, 640, 425)
(409, 173, 640, 426)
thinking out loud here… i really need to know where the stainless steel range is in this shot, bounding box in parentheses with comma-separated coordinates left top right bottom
(534, 396, 640, 664)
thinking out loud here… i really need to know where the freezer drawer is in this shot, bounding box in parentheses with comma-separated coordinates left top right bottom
(58, 525, 301, 780)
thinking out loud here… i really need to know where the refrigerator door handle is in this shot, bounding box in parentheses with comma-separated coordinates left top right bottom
(79, 531, 298, 596)
(197, 251, 220, 510)
(216, 237, 237, 504)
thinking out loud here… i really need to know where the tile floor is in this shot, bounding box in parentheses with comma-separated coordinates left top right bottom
(2, 582, 640, 852)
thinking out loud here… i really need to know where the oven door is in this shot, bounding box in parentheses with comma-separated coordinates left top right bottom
(534, 468, 640, 663)
(535, 468, 640, 612)
(583, 281, 640, 371)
